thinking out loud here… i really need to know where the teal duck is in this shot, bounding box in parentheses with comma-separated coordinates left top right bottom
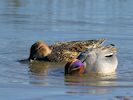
(65, 44, 118, 75)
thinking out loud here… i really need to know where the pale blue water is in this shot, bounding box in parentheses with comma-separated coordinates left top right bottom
(0, 0, 133, 100)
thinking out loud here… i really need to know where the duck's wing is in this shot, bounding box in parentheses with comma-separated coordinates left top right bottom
(77, 39, 106, 61)
(98, 44, 117, 57)
(77, 50, 89, 62)
(91, 38, 106, 48)
(48, 38, 106, 62)
(50, 38, 106, 52)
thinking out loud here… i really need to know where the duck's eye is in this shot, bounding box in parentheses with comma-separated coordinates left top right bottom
(105, 55, 113, 57)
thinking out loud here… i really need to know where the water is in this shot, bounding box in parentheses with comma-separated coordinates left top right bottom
(0, 0, 133, 100)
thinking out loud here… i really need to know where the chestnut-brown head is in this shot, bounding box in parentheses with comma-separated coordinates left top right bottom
(28, 41, 52, 61)
(65, 59, 86, 75)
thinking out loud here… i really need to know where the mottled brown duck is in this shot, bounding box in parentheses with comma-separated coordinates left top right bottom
(28, 38, 106, 62)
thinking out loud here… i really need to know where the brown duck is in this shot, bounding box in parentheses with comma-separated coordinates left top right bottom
(28, 38, 105, 62)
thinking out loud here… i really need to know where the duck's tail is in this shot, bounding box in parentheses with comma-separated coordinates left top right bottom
(94, 38, 106, 47)
(86, 38, 106, 49)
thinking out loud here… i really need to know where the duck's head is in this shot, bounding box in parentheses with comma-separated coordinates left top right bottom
(65, 59, 86, 75)
(77, 44, 118, 75)
(28, 41, 52, 62)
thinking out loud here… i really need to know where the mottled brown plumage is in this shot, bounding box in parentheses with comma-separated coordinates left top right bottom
(29, 39, 106, 62)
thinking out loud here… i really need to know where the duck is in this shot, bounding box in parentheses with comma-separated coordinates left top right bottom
(65, 44, 118, 75)
(28, 38, 106, 62)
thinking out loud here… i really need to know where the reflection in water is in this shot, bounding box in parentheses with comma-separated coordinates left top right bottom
(64, 75, 117, 94)
(28, 61, 50, 85)
(29, 61, 49, 76)
(28, 61, 65, 86)
(65, 74, 117, 86)
(8, 0, 22, 7)
(66, 87, 113, 95)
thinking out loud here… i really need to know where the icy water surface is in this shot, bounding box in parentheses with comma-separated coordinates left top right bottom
(0, 0, 133, 100)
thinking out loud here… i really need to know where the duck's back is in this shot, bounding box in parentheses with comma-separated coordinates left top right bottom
(47, 39, 105, 62)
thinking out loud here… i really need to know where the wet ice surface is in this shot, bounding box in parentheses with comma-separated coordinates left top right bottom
(0, 0, 133, 100)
